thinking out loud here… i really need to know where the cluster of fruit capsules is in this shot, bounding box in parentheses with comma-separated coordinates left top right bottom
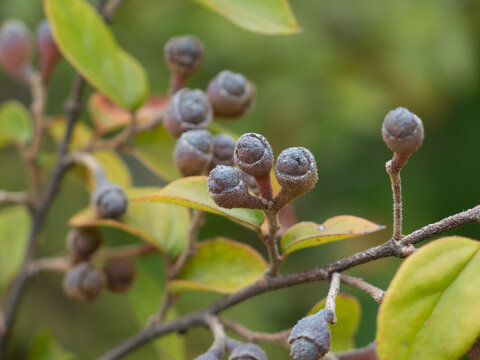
(162, 35, 256, 178)
(0, 19, 61, 83)
(207, 132, 318, 211)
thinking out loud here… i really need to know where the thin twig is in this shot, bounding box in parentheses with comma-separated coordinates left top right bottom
(340, 274, 385, 304)
(325, 272, 341, 323)
(334, 341, 378, 360)
(69, 151, 107, 185)
(96, 204, 480, 360)
(0, 191, 29, 205)
(265, 208, 282, 276)
(386, 159, 402, 240)
(103, 0, 127, 22)
(27, 257, 70, 275)
(219, 318, 290, 347)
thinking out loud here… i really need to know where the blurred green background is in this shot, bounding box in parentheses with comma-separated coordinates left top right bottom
(1, 0, 480, 358)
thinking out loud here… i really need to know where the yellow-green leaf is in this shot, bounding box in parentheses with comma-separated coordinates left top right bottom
(70, 187, 189, 257)
(45, 0, 148, 110)
(377, 236, 480, 360)
(308, 294, 361, 352)
(194, 0, 300, 35)
(28, 331, 74, 360)
(0, 206, 30, 293)
(133, 177, 264, 231)
(169, 238, 267, 294)
(0, 100, 32, 148)
(280, 216, 385, 255)
(127, 262, 185, 360)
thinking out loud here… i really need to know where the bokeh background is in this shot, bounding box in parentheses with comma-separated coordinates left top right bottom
(1, 0, 480, 358)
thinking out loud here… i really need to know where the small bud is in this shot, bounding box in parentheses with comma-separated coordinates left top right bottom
(91, 182, 128, 219)
(36, 20, 61, 83)
(164, 88, 213, 137)
(229, 343, 268, 360)
(66, 227, 102, 262)
(63, 263, 105, 302)
(208, 165, 263, 209)
(210, 133, 236, 170)
(274, 147, 317, 208)
(165, 35, 204, 78)
(174, 129, 213, 176)
(234, 133, 273, 178)
(288, 311, 331, 360)
(207, 70, 256, 119)
(103, 257, 136, 293)
(0, 20, 33, 82)
(382, 107, 424, 156)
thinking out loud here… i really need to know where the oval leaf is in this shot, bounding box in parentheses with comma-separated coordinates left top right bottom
(194, 0, 300, 35)
(308, 293, 361, 352)
(280, 216, 385, 255)
(70, 187, 189, 257)
(133, 177, 264, 231)
(45, 0, 148, 110)
(169, 238, 267, 294)
(28, 331, 74, 360)
(0, 100, 32, 148)
(377, 236, 480, 360)
(0, 206, 30, 293)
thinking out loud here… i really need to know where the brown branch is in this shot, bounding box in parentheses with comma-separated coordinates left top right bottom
(264, 208, 282, 276)
(340, 274, 385, 304)
(325, 272, 341, 323)
(467, 335, 480, 360)
(220, 318, 290, 347)
(96, 204, 480, 360)
(69, 151, 107, 185)
(334, 341, 378, 360)
(0, 191, 29, 205)
(386, 159, 402, 240)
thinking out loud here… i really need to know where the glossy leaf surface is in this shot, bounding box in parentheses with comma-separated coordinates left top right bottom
(0, 100, 32, 148)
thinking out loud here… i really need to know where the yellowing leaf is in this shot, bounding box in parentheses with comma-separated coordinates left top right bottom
(45, 0, 148, 110)
(70, 187, 189, 257)
(0, 206, 30, 293)
(194, 0, 300, 35)
(169, 238, 267, 294)
(133, 177, 264, 231)
(377, 236, 480, 360)
(308, 294, 361, 352)
(280, 216, 384, 255)
(0, 100, 32, 148)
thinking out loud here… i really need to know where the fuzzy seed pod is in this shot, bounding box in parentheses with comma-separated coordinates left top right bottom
(194, 348, 224, 360)
(36, 20, 61, 83)
(229, 343, 268, 360)
(275, 147, 317, 197)
(165, 35, 204, 78)
(103, 257, 136, 293)
(66, 227, 102, 261)
(0, 20, 32, 82)
(288, 311, 331, 360)
(63, 263, 106, 302)
(234, 133, 273, 178)
(208, 165, 263, 209)
(91, 182, 128, 219)
(174, 129, 213, 176)
(210, 133, 236, 170)
(164, 88, 213, 137)
(381, 107, 424, 156)
(207, 70, 256, 118)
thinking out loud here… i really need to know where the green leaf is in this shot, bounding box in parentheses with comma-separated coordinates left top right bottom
(0, 206, 30, 293)
(70, 187, 189, 258)
(193, 0, 300, 35)
(133, 177, 265, 232)
(0, 100, 32, 148)
(28, 331, 74, 360)
(45, 0, 148, 110)
(377, 236, 480, 360)
(308, 294, 361, 352)
(169, 238, 267, 294)
(127, 262, 185, 360)
(280, 216, 385, 255)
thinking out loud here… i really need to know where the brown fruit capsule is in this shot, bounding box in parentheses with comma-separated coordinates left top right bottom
(207, 70, 256, 119)
(66, 227, 102, 261)
(164, 35, 204, 78)
(210, 133, 236, 170)
(0, 20, 33, 82)
(63, 263, 105, 302)
(36, 20, 61, 83)
(164, 88, 213, 138)
(174, 129, 213, 176)
(91, 182, 128, 219)
(381, 107, 424, 156)
(103, 258, 136, 293)
(228, 343, 268, 360)
(234, 133, 273, 178)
